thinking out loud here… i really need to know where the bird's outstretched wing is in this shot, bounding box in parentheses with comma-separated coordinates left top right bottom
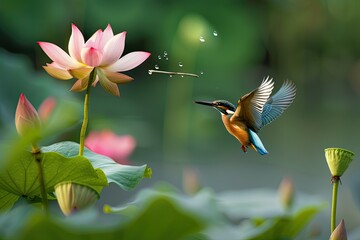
(231, 76, 274, 132)
(259, 80, 296, 129)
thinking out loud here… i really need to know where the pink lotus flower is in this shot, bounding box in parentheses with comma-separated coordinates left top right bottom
(85, 130, 136, 164)
(38, 24, 151, 96)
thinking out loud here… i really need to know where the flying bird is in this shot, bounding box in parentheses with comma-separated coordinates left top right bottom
(195, 77, 296, 155)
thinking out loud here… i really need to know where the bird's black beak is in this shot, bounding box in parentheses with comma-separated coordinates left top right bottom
(194, 100, 215, 107)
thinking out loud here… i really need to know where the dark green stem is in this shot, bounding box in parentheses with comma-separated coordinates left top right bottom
(79, 68, 96, 156)
(32, 145, 48, 212)
(331, 176, 340, 232)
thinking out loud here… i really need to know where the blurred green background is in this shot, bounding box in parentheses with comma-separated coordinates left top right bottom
(1, 0, 360, 236)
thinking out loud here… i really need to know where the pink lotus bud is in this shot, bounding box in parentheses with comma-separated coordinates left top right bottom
(15, 93, 41, 136)
(183, 168, 201, 195)
(278, 177, 294, 210)
(330, 219, 347, 240)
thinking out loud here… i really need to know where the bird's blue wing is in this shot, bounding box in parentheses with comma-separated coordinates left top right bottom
(260, 80, 296, 129)
(249, 129, 268, 155)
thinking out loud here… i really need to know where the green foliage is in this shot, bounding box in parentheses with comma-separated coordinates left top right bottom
(105, 185, 325, 240)
(104, 184, 223, 225)
(234, 206, 322, 240)
(281, 206, 321, 238)
(0, 189, 19, 210)
(42, 141, 152, 191)
(0, 182, 325, 240)
(207, 189, 325, 240)
(0, 150, 107, 211)
(0, 192, 204, 240)
(0, 139, 151, 211)
(41, 99, 81, 138)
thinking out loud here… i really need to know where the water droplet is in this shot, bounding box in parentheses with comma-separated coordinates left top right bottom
(158, 55, 161, 60)
(170, 75, 172, 78)
(165, 57, 169, 61)
(199, 36, 205, 43)
(148, 70, 153, 75)
(178, 62, 183, 67)
(200, 71, 204, 75)
(163, 51, 168, 57)
(181, 75, 184, 78)
(213, 31, 218, 37)
(155, 65, 159, 70)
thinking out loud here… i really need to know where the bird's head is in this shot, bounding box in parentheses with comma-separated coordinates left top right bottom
(195, 100, 236, 115)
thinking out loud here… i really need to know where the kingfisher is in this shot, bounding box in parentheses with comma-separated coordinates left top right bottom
(195, 77, 296, 155)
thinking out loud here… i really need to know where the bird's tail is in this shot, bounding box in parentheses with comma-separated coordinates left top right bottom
(249, 129, 268, 155)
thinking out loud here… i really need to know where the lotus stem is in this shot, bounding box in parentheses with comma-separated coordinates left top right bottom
(331, 176, 340, 232)
(32, 145, 48, 212)
(79, 68, 96, 156)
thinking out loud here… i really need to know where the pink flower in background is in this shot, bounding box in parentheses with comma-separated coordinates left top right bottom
(85, 130, 136, 164)
(38, 97, 56, 122)
(38, 23, 151, 96)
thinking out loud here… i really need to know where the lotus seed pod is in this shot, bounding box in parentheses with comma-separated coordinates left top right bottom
(325, 148, 354, 177)
(55, 182, 98, 216)
(330, 219, 347, 240)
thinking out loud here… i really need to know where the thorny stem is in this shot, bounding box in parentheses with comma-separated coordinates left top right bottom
(79, 68, 96, 156)
(331, 176, 340, 233)
(32, 145, 48, 212)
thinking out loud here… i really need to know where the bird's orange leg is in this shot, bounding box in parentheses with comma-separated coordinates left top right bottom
(241, 145, 247, 153)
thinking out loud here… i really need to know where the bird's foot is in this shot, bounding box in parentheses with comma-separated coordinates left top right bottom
(241, 145, 247, 153)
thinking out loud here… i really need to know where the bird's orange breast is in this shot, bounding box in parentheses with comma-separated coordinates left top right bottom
(221, 114, 250, 146)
